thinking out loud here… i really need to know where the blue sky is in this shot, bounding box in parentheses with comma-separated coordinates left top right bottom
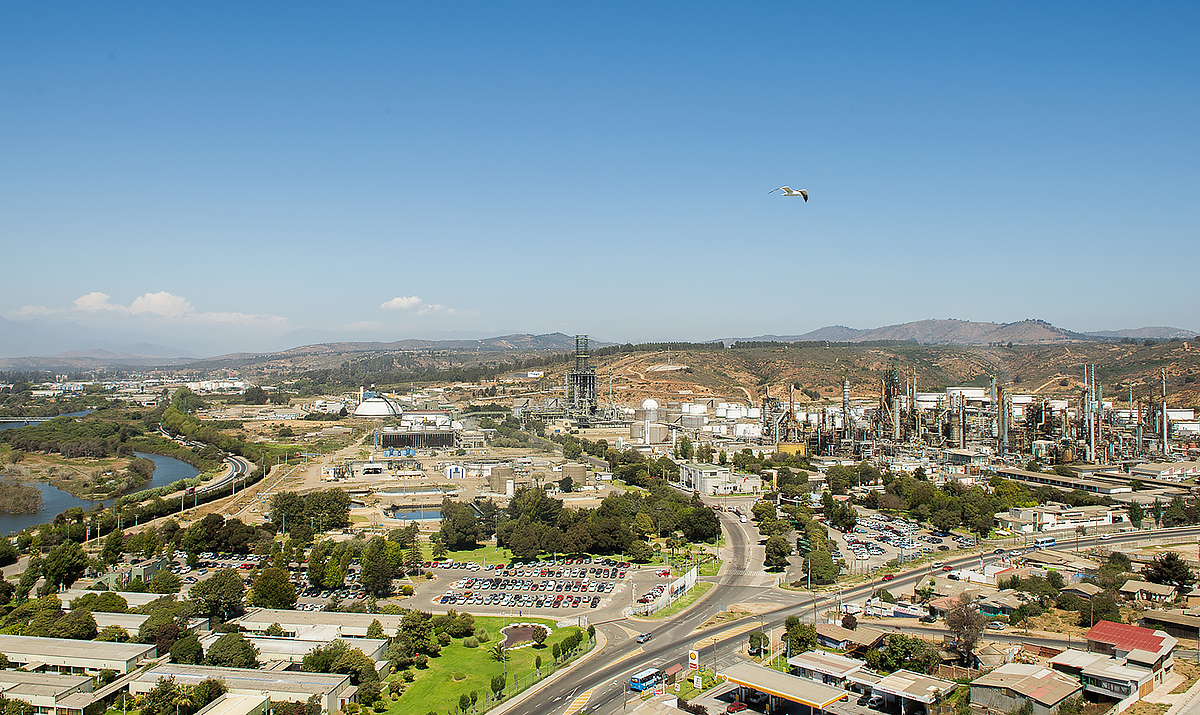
(2, 3, 1197, 355)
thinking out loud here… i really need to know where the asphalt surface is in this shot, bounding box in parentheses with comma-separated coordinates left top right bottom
(524, 522, 1200, 715)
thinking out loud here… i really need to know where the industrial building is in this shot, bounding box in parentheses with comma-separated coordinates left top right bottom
(129, 664, 354, 714)
(198, 632, 388, 669)
(994, 503, 1121, 534)
(678, 463, 761, 495)
(0, 634, 156, 674)
(0, 670, 96, 715)
(234, 608, 404, 638)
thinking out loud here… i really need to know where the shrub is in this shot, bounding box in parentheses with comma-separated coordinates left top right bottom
(400, 585, 414, 596)
(474, 627, 490, 642)
(372, 701, 386, 712)
(438, 632, 451, 646)
(414, 653, 429, 669)
(463, 637, 479, 648)
(402, 670, 415, 683)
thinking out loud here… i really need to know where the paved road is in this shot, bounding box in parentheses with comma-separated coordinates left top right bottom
(526, 523, 1200, 715)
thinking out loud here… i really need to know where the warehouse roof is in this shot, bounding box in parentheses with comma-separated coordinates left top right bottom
(134, 664, 349, 696)
(0, 634, 155, 661)
(786, 650, 865, 678)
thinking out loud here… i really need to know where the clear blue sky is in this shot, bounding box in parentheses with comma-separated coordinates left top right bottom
(2, 3, 1197, 355)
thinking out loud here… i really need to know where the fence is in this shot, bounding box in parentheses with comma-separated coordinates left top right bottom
(477, 635, 596, 713)
(632, 567, 699, 616)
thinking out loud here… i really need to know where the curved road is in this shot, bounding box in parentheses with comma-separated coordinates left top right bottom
(525, 522, 1200, 715)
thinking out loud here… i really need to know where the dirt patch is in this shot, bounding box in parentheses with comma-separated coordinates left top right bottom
(501, 625, 537, 648)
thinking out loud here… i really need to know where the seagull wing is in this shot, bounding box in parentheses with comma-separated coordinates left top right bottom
(799, 189, 808, 202)
(769, 186, 788, 194)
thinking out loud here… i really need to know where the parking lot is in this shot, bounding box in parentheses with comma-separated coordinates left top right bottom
(172, 551, 370, 610)
(825, 508, 977, 575)
(427, 557, 636, 613)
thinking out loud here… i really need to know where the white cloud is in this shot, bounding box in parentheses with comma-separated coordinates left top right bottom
(380, 296, 463, 316)
(8, 291, 288, 331)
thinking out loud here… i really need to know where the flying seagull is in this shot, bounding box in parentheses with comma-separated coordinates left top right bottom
(769, 186, 808, 201)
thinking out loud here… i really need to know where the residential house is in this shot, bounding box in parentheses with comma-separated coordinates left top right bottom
(970, 663, 1083, 715)
(978, 590, 1026, 618)
(1119, 580, 1177, 604)
(813, 623, 886, 654)
(1060, 583, 1102, 600)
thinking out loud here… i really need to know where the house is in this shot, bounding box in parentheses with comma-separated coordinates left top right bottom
(1138, 610, 1200, 641)
(970, 663, 1083, 715)
(978, 590, 1026, 618)
(1082, 621, 1176, 689)
(1060, 583, 1102, 600)
(1050, 649, 1157, 702)
(813, 623, 886, 653)
(1188, 589, 1200, 608)
(1119, 580, 1177, 604)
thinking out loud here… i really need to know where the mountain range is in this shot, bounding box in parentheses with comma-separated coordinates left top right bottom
(726, 319, 1198, 346)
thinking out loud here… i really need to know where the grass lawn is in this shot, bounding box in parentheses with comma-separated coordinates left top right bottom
(442, 544, 514, 566)
(384, 616, 586, 715)
(675, 667, 721, 700)
(645, 581, 713, 620)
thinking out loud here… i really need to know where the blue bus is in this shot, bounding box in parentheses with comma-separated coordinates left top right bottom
(1034, 537, 1056, 548)
(630, 668, 663, 692)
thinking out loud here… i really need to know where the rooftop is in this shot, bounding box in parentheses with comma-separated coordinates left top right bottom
(0, 634, 155, 660)
(971, 663, 1081, 706)
(1120, 580, 1178, 597)
(786, 650, 865, 678)
(134, 664, 349, 696)
(720, 662, 848, 709)
(874, 670, 957, 704)
(1084, 620, 1176, 658)
(814, 623, 886, 647)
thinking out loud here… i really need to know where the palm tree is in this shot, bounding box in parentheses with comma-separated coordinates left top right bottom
(490, 642, 507, 662)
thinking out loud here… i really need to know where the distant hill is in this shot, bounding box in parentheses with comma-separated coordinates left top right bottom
(268, 332, 588, 356)
(1084, 326, 1199, 340)
(731, 319, 1094, 345)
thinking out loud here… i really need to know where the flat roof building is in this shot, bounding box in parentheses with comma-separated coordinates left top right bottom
(198, 633, 388, 667)
(130, 664, 354, 714)
(0, 670, 94, 715)
(786, 650, 865, 687)
(0, 634, 156, 674)
(873, 669, 957, 712)
(719, 662, 848, 712)
(234, 608, 403, 638)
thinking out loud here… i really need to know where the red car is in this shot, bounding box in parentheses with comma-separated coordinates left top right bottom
(727, 703, 747, 713)
(942, 565, 953, 572)
(881, 574, 894, 581)
(657, 569, 671, 577)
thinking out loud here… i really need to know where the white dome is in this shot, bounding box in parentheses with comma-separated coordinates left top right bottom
(353, 396, 401, 417)
(641, 398, 659, 411)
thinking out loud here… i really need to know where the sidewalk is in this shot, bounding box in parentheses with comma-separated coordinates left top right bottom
(1162, 672, 1200, 715)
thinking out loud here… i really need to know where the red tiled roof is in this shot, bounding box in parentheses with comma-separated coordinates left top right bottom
(1084, 620, 1166, 652)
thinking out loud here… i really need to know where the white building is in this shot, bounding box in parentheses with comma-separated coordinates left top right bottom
(995, 503, 1119, 534)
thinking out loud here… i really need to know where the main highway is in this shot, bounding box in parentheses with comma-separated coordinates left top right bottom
(525, 519, 1200, 715)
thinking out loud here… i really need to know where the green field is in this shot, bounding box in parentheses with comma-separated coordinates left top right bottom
(384, 616, 589, 715)
(442, 544, 514, 566)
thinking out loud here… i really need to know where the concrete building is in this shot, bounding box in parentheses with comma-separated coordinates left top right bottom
(235, 608, 404, 638)
(995, 503, 1119, 534)
(1050, 650, 1156, 703)
(199, 632, 388, 668)
(194, 695, 268, 715)
(0, 634, 156, 674)
(130, 664, 354, 714)
(1130, 462, 1200, 481)
(970, 663, 1082, 715)
(1048, 620, 1177, 701)
(813, 623, 886, 653)
(0, 670, 95, 715)
(678, 463, 761, 495)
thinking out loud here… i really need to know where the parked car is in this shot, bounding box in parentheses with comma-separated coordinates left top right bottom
(727, 703, 747, 713)
(988, 621, 1006, 630)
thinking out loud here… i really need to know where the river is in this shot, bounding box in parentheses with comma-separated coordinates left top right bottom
(0, 451, 200, 535)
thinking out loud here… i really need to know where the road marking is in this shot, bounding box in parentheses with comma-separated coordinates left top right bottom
(563, 686, 597, 715)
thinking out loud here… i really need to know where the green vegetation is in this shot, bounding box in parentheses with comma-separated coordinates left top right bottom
(0, 481, 41, 514)
(645, 581, 713, 619)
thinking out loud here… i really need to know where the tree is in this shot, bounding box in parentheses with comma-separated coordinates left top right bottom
(243, 386, 268, 405)
(1129, 501, 1144, 528)
(96, 625, 131, 642)
(627, 539, 654, 563)
(748, 630, 768, 655)
(559, 476, 573, 493)
(1145, 552, 1196, 595)
(50, 608, 97, 639)
(170, 634, 204, 664)
(680, 506, 720, 543)
(945, 594, 986, 663)
(204, 633, 259, 668)
(101, 530, 124, 566)
(631, 513, 655, 539)
(866, 633, 939, 674)
(783, 618, 818, 652)
(841, 614, 858, 630)
(189, 568, 246, 621)
(764, 535, 791, 571)
(250, 567, 296, 609)
(803, 550, 839, 584)
(532, 625, 548, 647)
(42, 541, 87, 591)
(431, 534, 448, 560)
(367, 619, 385, 640)
(490, 674, 505, 697)
(149, 570, 182, 594)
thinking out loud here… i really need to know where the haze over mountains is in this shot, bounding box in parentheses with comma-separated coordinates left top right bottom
(0, 317, 1196, 369)
(730, 319, 1198, 346)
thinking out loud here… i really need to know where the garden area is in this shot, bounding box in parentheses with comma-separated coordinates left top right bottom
(380, 615, 593, 715)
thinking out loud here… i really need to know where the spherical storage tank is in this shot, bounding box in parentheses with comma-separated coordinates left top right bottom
(641, 399, 659, 411)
